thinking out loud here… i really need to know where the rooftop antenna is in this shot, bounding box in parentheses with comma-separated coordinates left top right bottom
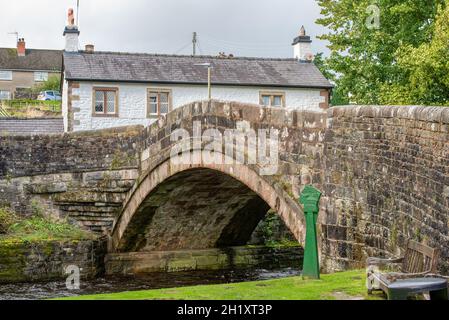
(192, 32, 197, 56)
(8, 32, 19, 43)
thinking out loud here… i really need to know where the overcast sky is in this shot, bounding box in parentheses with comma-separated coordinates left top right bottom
(0, 0, 329, 58)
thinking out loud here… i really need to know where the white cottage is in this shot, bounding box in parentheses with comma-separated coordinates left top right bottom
(61, 25, 332, 132)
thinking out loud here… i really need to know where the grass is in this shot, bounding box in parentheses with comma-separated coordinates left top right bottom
(1, 216, 94, 243)
(60, 269, 385, 300)
(0, 100, 61, 118)
(0, 207, 95, 243)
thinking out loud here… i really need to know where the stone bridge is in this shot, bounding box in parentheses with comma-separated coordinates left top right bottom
(0, 101, 448, 273)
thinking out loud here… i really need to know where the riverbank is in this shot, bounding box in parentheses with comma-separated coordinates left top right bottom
(0, 207, 104, 283)
(60, 269, 384, 300)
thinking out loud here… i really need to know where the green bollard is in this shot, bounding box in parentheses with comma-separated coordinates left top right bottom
(299, 185, 322, 280)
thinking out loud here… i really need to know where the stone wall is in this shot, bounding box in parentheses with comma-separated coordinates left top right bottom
(322, 106, 449, 273)
(0, 239, 106, 284)
(0, 126, 142, 232)
(0, 125, 142, 179)
(105, 245, 303, 275)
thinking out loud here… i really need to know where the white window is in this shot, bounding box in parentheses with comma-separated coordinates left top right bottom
(147, 89, 171, 118)
(0, 71, 12, 81)
(34, 72, 48, 82)
(0, 90, 11, 100)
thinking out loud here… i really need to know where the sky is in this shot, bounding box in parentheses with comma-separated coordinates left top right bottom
(0, 0, 330, 58)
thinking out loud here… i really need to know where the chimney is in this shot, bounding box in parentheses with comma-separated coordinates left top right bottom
(17, 38, 26, 57)
(85, 44, 94, 54)
(63, 8, 80, 52)
(292, 26, 314, 62)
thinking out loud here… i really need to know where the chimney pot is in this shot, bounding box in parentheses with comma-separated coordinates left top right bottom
(17, 38, 26, 57)
(85, 44, 95, 53)
(63, 8, 80, 52)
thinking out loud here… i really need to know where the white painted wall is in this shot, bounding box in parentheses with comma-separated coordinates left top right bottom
(66, 81, 325, 132)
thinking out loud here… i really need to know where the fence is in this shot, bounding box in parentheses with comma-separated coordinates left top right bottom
(0, 106, 10, 117)
(0, 100, 62, 115)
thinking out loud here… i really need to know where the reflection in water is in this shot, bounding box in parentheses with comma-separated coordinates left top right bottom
(0, 268, 301, 300)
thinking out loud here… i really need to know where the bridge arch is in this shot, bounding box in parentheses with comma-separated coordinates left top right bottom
(110, 151, 306, 253)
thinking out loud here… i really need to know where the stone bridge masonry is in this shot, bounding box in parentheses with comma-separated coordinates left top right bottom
(0, 101, 448, 273)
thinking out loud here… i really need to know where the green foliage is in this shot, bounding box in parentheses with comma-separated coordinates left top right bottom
(0, 205, 94, 242)
(316, 0, 448, 105)
(314, 53, 350, 106)
(0, 207, 18, 234)
(381, 4, 449, 105)
(6, 216, 92, 242)
(258, 211, 296, 247)
(34, 75, 61, 93)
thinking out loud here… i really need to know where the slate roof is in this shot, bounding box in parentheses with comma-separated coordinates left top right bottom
(0, 118, 64, 136)
(63, 52, 333, 89)
(0, 48, 62, 72)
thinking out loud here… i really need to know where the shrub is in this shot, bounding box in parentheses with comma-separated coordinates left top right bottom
(0, 207, 18, 234)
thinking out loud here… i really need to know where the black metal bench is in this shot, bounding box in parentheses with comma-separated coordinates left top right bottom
(386, 277, 448, 300)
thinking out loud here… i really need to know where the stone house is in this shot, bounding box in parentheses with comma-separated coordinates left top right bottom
(0, 39, 62, 100)
(62, 25, 333, 132)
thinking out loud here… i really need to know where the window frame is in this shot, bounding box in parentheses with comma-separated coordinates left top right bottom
(92, 87, 119, 117)
(34, 71, 49, 82)
(147, 88, 173, 119)
(0, 70, 13, 81)
(259, 91, 286, 108)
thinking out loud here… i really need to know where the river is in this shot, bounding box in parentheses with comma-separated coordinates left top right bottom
(0, 267, 301, 300)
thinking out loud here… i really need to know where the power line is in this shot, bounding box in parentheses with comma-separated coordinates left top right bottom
(197, 38, 204, 55)
(174, 42, 192, 55)
(200, 33, 292, 48)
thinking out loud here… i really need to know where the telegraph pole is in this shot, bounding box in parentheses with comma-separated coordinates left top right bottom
(192, 32, 197, 56)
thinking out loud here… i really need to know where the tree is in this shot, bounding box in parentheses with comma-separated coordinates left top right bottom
(313, 53, 349, 106)
(316, 0, 447, 105)
(381, 4, 449, 105)
(34, 75, 61, 93)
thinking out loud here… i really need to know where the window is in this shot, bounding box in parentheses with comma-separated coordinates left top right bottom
(34, 72, 48, 82)
(0, 90, 11, 100)
(260, 91, 285, 107)
(147, 89, 172, 118)
(93, 88, 118, 116)
(0, 71, 12, 81)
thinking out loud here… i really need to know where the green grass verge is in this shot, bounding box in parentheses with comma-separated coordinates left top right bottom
(59, 270, 385, 300)
(1, 216, 94, 243)
(0, 207, 95, 243)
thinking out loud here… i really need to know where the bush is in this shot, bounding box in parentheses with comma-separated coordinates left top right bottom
(34, 75, 61, 93)
(0, 207, 18, 234)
